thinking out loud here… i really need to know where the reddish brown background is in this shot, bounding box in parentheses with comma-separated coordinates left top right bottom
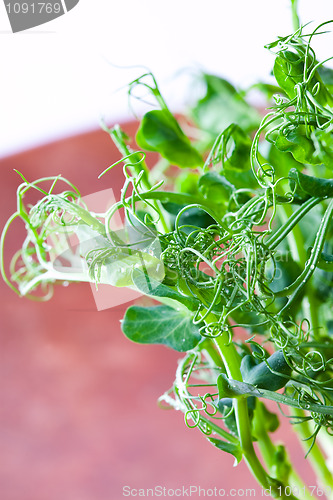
(0, 125, 317, 500)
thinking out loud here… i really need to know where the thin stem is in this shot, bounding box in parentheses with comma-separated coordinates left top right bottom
(205, 314, 297, 498)
(253, 403, 314, 500)
(290, 0, 300, 32)
(276, 204, 307, 265)
(105, 124, 169, 233)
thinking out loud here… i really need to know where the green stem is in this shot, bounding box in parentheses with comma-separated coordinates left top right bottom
(253, 403, 314, 500)
(106, 125, 169, 233)
(267, 197, 322, 252)
(290, 0, 300, 32)
(302, 289, 321, 339)
(277, 204, 307, 265)
(205, 314, 296, 498)
(252, 403, 276, 470)
(276, 201, 326, 338)
(204, 417, 239, 445)
(212, 330, 270, 485)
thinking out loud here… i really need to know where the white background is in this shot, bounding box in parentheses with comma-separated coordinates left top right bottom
(0, 0, 332, 157)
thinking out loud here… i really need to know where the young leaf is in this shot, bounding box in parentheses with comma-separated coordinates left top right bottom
(221, 124, 253, 171)
(161, 202, 216, 231)
(273, 51, 304, 99)
(268, 143, 305, 176)
(273, 50, 332, 106)
(217, 373, 261, 399)
(121, 305, 201, 351)
(175, 172, 200, 196)
(289, 168, 333, 198)
(311, 127, 333, 169)
(198, 172, 234, 204)
(136, 109, 203, 168)
(271, 445, 291, 484)
(191, 73, 260, 135)
(318, 66, 333, 94)
(274, 126, 316, 164)
(249, 82, 287, 100)
(317, 251, 333, 271)
(217, 375, 333, 416)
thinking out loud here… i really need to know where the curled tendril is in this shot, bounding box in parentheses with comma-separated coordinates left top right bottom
(199, 322, 228, 339)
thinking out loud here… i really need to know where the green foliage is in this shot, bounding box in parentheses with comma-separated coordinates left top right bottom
(1, 9, 333, 499)
(122, 304, 201, 351)
(273, 50, 306, 99)
(191, 73, 260, 135)
(219, 124, 253, 171)
(198, 172, 234, 205)
(240, 351, 292, 391)
(136, 109, 203, 168)
(274, 125, 317, 164)
(289, 168, 333, 198)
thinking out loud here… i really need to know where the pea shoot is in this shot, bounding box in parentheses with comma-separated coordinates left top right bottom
(1, 4, 333, 499)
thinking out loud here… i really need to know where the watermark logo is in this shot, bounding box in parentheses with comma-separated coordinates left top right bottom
(51, 188, 164, 311)
(3, 0, 80, 33)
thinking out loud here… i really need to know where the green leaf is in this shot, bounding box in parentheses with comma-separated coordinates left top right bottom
(249, 82, 287, 100)
(230, 307, 267, 335)
(139, 190, 215, 209)
(217, 375, 333, 416)
(105, 251, 164, 287)
(240, 351, 291, 391)
(222, 124, 253, 171)
(132, 270, 200, 311)
(175, 172, 200, 196)
(136, 109, 203, 168)
(198, 172, 234, 204)
(217, 405, 239, 437)
(223, 168, 258, 190)
(273, 51, 304, 99)
(268, 143, 305, 177)
(275, 126, 316, 164)
(207, 437, 242, 466)
(161, 202, 216, 232)
(208, 123, 258, 189)
(217, 373, 261, 399)
(289, 168, 333, 198)
(317, 66, 333, 94)
(311, 127, 333, 169)
(273, 51, 332, 106)
(121, 305, 201, 351)
(273, 123, 333, 168)
(191, 74, 260, 135)
(317, 251, 333, 271)
(266, 254, 303, 310)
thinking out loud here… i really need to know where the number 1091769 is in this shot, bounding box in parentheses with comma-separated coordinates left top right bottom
(5, 3, 62, 14)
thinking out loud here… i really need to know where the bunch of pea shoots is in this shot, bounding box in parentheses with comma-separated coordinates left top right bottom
(1, 9, 333, 500)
